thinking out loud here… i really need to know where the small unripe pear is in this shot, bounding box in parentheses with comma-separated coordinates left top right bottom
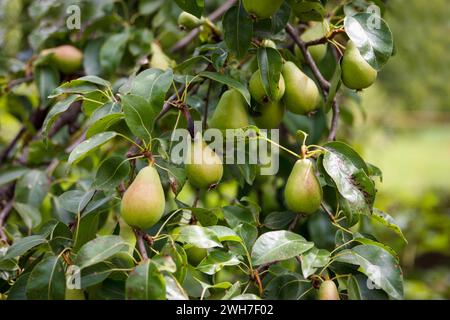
(150, 42, 174, 70)
(282, 61, 321, 114)
(243, 0, 284, 19)
(249, 70, 285, 103)
(209, 89, 249, 130)
(284, 158, 322, 214)
(261, 39, 277, 49)
(318, 280, 340, 300)
(121, 165, 165, 229)
(253, 101, 285, 129)
(185, 139, 223, 189)
(41, 45, 83, 74)
(341, 40, 377, 90)
(185, 246, 208, 266)
(295, 22, 327, 63)
(178, 11, 203, 30)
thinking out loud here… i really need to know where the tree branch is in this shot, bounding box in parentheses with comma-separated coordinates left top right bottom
(0, 127, 26, 165)
(285, 24, 330, 93)
(0, 200, 14, 243)
(134, 228, 149, 261)
(327, 100, 340, 141)
(171, 0, 237, 53)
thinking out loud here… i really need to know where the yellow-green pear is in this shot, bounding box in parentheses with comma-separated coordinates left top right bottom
(65, 288, 85, 300)
(178, 11, 203, 30)
(284, 158, 322, 214)
(318, 280, 340, 300)
(209, 89, 249, 129)
(249, 70, 285, 103)
(185, 246, 208, 266)
(243, 0, 284, 19)
(121, 164, 165, 229)
(185, 139, 223, 189)
(261, 39, 277, 49)
(41, 45, 83, 74)
(253, 101, 285, 129)
(341, 40, 377, 90)
(295, 22, 327, 63)
(150, 42, 175, 70)
(282, 61, 321, 114)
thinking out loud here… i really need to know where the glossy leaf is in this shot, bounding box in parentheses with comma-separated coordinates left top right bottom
(121, 94, 156, 143)
(223, 5, 253, 59)
(199, 71, 251, 105)
(257, 47, 283, 101)
(125, 260, 166, 300)
(75, 235, 129, 269)
(68, 132, 118, 165)
(93, 156, 130, 190)
(26, 255, 65, 300)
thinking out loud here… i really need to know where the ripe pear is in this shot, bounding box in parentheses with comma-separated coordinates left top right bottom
(185, 139, 223, 189)
(284, 158, 322, 214)
(178, 11, 203, 30)
(185, 246, 208, 266)
(209, 89, 249, 129)
(249, 70, 285, 103)
(150, 42, 174, 70)
(341, 40, 377, 90)
(282, 61, 321, 114)
(295, 22, 327, 63)
(121, 164, 165, 229)
(253, 101, 285, 129)
(243, 0, 284, 19)
(41, 45, 83, 74)
(318, 280, 340, 300)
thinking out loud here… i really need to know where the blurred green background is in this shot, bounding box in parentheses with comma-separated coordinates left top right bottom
(347, 0, 450, 299)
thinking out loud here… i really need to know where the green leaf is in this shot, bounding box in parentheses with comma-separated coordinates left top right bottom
(344, 12, 394, 70)
(126, 260, 166, 300)
(42, 95, 82, 138)
(72, 212, 99, 253)
(130, 68, 173, 109)
(370, 209, 407, 244)
(207, 226, 242, 243)
(13, 202, 42, 229)
(347, 274, 389, 300)
(121, 94, 156, 143)
(49, 80, 99, 98)
(6, 273, 30, 300)
(4, 235, 47, 260)
(231, 294, 261, 300)
(68, 131, 118, 165)
(223, 5, 253, 59)
(197, 250, 241, 275)
(174, 0, 204, 18)
(265, 272, 312, 300)
(77, 75, 111, 87)
(257, 47, 283, 101)
(199, 72, 251, 105)
(80, 262, 113, 288)
(335, 245, 403, 300)
(300, 247, 330, 278)
(190, 207, 219, 227)
(26, 255, 65, 300)
(324, 62, 342, 113)
(75, 235, 129, 269)
(100, 32, 129, 74)
(0, 166, 28, 186)
(264, 211, 297, 230)
(14, 169, 50, 207)
(34, 65, 59, 106)
(251, 231, 314, 266)
(177, 225, 223, 249)
(164, 274, 189, 300)
(287, 0, 325, 22)
(86, 102, 123, 138)
(222, 205, 256, 228)
(93, 156, 130, 190)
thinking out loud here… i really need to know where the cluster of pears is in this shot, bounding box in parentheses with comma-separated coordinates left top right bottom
(41, 45, 83, 74)
(284, 153, 323, 215)
(121, 163, 165, 230)
(341, 40, 378, 90)
(249, 59, 322, 128)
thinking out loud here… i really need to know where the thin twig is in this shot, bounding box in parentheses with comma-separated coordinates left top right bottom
(134, 228, 149, 261)
(327, 100, 340, 141)
(0, 127, 25, 165)
(321, 203, 336, 224)
(0, 200, 14, 243)
(305, 28, 345, 47)
(171, 0, 237, 53)
(289, 215, 300, 230)
(156, 84, 186, 121)
(6, 75, 34, 91)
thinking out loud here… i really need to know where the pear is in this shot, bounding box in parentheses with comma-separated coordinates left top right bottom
(243, 0, 284, 19)
(185, 139, 223, 189)
(249, 70, 285, 103)
(185, 246, 208, 266)
(121, 164, 165, 229)
(65, 288, 85, 300)
(150, 42, 175, 70)
(295, 22, 327, 63)
(253, 101, 285, 129)
(282, 61, 321, 114)
(284, 158, 322, 214)
(41, 45, 83, 74)
(341, 40, 377, 90)
(209, 89, 249, 129)
(261, 39, 277, 49)
(178, 11, 203, 30)
(318, 280, 340, 300)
